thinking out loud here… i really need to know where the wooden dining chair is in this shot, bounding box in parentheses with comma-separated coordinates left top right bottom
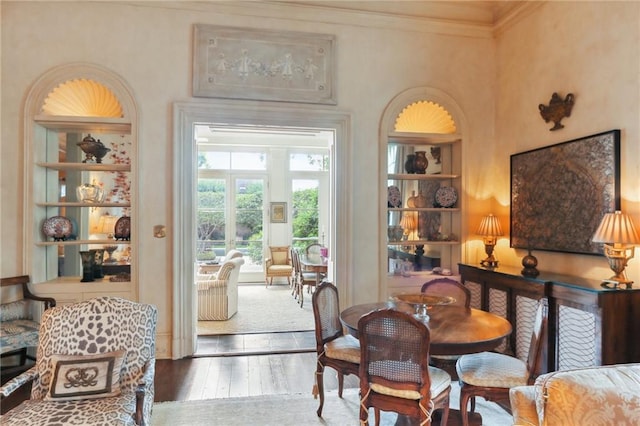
(358, 308, 451, 426)
(456, 298, 548, 426)
(421, 277, 472, 378)
(291, 248, 317, 307)
(420, 277, 471, 308)
(311, 281, 360, 417)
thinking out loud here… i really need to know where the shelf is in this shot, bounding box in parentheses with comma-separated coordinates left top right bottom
(388, 240, 459, 246)
(388, 207, 460, 212)
(37, 162, 130, 172)
(37, 202, 131, 208)
(37, 239, 131, 246)
(388, 132, 462, 145)
(34, 115, 132, 134)
(388, 173, 459, 180)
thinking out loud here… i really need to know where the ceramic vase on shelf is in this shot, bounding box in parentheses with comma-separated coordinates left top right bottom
(414, 191, 428, 208)
(406, 190, 417, 208)
(91, 248, 105, 279)
(404, 154, 416, 174)
(79, 251, 95, 282)
(413, 151, 428, 174)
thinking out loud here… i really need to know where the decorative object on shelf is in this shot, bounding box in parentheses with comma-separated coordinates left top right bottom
(521, 249, 540, 277)
(387, 225, 404, 242)
(477, 214, 503, 268)
(79, 251, 95, 282)
(511, 130, 619, 255)
(399, 213, 416, 241)
(413, 151, 428, 174)
(97, 213, 118, 239)
(406, 190, 416, 208)
(91, 248, 105, 279)
(592, 210, 640, 288)
(430, 146, 441, 164)
(103, 245, 118, 263)
(414, 190, 428, 208)
(77, 134, 111, 163)
(42, 216, 73, 241)
(109, 272, 131, 282)
(404, 154, 416, 174)
(539, 92, 575, 131)
(114, 216, 131, 241)
(434, 186, 457, 208)
(391, 293, 455, 321)
(76, 182, 105, 203)
(387, 185, 402, 208)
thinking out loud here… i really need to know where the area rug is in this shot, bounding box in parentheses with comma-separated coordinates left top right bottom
(152, 385, 512, 425)
(197, 283, 315, 335)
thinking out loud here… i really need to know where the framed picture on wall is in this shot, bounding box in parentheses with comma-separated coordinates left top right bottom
(510, 129, 620, 255)
(270, 202, 287, 223)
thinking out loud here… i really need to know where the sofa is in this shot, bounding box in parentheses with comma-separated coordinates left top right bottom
(510, 363, 640, 426)
(197, 256, 244, 320)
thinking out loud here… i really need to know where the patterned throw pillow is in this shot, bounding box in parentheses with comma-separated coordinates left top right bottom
(45, 350, 126, 401)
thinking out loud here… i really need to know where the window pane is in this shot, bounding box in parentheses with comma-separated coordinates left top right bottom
(196, 178, 225, 261)
(235, 179, 264, 265)
(289, 153, 327, 171)
(292, 179, 319, 250)
(199, 152, 230, 170)
(231, 152, 266, 170)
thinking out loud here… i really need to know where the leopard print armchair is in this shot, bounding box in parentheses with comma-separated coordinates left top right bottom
(1, 297, 157, 426)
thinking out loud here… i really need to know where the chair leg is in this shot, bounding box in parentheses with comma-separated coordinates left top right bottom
(316, 367, 325, 417)
(440, 403, 450, 426)
(337, 371, 344, 398)
(459, 384, 472, 426)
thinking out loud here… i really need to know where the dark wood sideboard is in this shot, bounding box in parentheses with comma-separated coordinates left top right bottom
(459, 263, 640, 373)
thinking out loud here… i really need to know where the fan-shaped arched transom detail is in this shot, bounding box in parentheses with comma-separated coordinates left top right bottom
(394, 100, 457, 134)
(41, 78, 124, 117)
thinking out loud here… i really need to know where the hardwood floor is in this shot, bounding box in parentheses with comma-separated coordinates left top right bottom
(1, 332, 359, 414)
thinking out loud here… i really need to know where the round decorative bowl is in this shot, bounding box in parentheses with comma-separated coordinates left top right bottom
(391, 293, 456, 321)
(42, 216, 73, 241)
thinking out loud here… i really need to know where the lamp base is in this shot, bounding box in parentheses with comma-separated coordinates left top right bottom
(480, 258, 499, 268)
(601, 278, 633, 289)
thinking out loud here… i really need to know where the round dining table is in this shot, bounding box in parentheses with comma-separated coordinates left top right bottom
(340, 302, 512, 356)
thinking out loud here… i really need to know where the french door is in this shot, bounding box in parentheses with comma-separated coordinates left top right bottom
(197, 172, 266, 282)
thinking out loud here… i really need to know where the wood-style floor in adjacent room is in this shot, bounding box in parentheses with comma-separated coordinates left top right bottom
(1, 332, 358, 414)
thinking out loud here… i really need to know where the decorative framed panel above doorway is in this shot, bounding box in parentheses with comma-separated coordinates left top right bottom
(193, 24, 336, 105)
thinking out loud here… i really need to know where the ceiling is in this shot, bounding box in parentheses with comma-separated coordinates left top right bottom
(271, 1, 528, 26)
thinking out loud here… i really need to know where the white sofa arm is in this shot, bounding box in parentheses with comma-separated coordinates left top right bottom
(509, 385, 538, 426)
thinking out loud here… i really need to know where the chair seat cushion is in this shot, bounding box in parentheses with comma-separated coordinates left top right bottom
(0, 319, 40, 354)
(1, 391, 137, 426)
(324, 335, 360, 364)
(456, 351, 528, 388)
(268, 265, 293, 275)
(370, 366, 451, 400)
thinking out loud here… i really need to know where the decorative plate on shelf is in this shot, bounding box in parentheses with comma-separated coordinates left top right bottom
(434, 186, 458, 208)
(387, 185, 402, 208)
(42, 216, 73, 241)
(114, 216, 131, 241)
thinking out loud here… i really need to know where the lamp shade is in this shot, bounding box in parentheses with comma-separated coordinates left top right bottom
(399, 213, 416, 232)
(592, 211, 640, 244)
(477, 214, 503, 237)
(97, 214, 118, 236)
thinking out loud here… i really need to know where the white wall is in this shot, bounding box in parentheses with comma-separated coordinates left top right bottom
(4, 1, 637, 359)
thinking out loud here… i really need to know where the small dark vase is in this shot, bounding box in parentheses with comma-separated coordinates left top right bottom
(404, 154, 416, 174)
(413, 151, 428, 174)
(79, 251, 95, 282)
(521, 249, 539, 277)
(91, 249, 105, 279)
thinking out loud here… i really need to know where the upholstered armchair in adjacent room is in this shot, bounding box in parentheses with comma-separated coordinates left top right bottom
(197, 257, 245, 320)
(0, 297, 157, 426)
(264, 246, 293, 287)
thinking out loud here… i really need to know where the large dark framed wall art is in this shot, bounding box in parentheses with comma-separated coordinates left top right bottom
(510, 129, 620, 255)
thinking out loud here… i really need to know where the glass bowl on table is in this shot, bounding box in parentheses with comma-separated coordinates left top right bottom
(390, 293, 456, 321)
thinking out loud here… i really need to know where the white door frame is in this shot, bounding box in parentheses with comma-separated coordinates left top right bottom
(172, 99, 352, 359)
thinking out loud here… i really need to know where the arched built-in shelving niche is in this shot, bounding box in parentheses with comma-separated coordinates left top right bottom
(23, 63, 139, 303)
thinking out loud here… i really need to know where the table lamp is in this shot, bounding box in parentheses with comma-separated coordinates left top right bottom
(592, 210, 640, 288)
(97, 213, 118, 239)
(477, 214, 503, 268)
(399, 212, 417, 240)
